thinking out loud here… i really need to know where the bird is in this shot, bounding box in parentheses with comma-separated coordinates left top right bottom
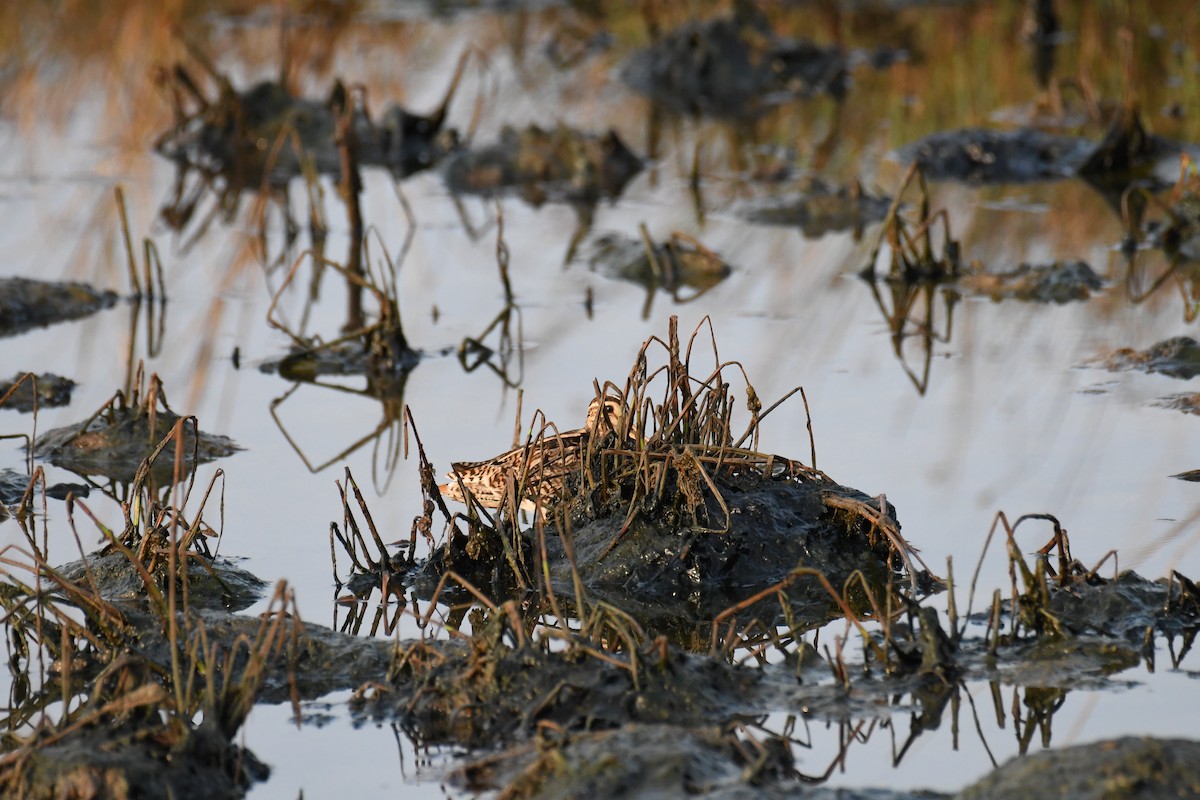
(438, 392, 628, 515)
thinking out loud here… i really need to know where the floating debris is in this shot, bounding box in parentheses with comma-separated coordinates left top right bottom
(741, 179, 893, 238)
(957, 260, 1103, 303)
(1098, 336, 1200, 379)
(0, 277, 118, 339)
(442, 124, 643, 205)
(0, 372, 77, 412)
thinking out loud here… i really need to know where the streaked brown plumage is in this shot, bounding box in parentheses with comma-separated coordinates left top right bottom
(439, 393, 626, 514)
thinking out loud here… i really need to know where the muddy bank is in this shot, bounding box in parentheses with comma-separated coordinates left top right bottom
(417, 431, 922, 643)
(58, 550, 265, 613)
(361, 634, 759, 748)
(1036, 569, 1200, 643)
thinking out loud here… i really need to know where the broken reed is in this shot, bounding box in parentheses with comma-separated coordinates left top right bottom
(864, 164, 961, 283)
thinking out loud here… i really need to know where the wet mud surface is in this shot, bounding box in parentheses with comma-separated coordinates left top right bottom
(9, 716, 269, 800)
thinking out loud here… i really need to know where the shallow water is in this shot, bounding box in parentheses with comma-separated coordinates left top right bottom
(3, 1, 1200, 796)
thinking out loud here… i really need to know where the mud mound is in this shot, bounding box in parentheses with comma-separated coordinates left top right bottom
(0, 278, 118, 339)
(36, 407, 240, 482)
(956, 737, 1200, 800)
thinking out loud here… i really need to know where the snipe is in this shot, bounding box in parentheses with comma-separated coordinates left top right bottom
(439, 393, 627, 515)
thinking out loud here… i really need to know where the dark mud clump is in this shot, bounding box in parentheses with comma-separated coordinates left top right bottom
(741, 179, 893, 238)
(0, 277, 118, 339)
(442, 125, 643, 205)
(541, 469, 909, 637)
(956, 260, 1103, 303)
(586, 231, 732, 297)
(57, 550, 266, 613)
(1039, 569, 1200, 643)
(956, 737, 1200, 800)
(896, 128, 1093, 183)
(3, 712, 270, 800)
(1099, 336, 1200, 379)
(0, 372, 77, 412)
(35, 403, 241, 482)
(621, 8, 852, 117)
(0, 468, 90, 508)
(897, 109, 1179, 185)
(418, 435, 921, 643)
